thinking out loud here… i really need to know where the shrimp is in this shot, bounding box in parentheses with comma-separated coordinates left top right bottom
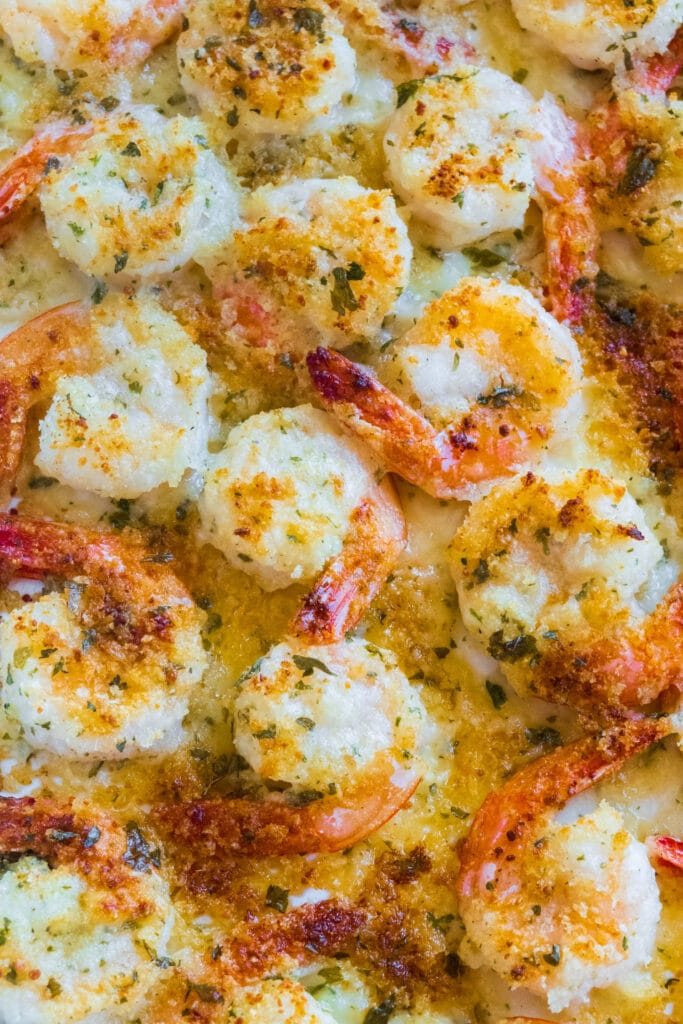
(308, 277, 583, 502)
(177, 0, 357, 135)
(449, 468, 681, 714)
(0, 293, 212, 499)
(212, 176, 412, 353)
(0, 795, 172, 1023)
(154, 635, 425, 855)
(0, 0, 183, 71)
(0, 105, 239, 279)
(456, 717, 670, 1012)
(199, 405, 406, 642)
(510, 0, 683, 71)
(383, 67, 536, 247)
(0, 513, 207, 760)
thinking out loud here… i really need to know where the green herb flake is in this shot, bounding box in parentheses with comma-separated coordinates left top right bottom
(396, 79, 420, 107)
(487, 630, 538, 663)
(265, 884, 289, 912)
(292, 654, 335, 677)
(363, 997, 396, 1024)
(293, 7, 325, 41)
(330, 266, 360, 315)
(485, 679, 507, 709)
(543, 944, 562, 966)
(462, 246, 505, 268)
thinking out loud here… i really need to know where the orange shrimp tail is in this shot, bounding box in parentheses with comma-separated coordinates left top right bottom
(646, 834, 683, 874)
(0, 123, 93, 224)
(154, 763, 421, 857)
(0, 301, 90, 490)
(291, 480, 406, 644)
(457, 717, 672, 903)
(307, 346, 475, 499)
(540, 171, 600, 327)
(634, 25, 683, 94)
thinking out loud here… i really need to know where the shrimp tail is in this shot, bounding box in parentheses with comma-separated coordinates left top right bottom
(0, 123, 93, 224)
(633, 25, 683, 94)
(307, 346, 471, 499)
(291, 479, 406, 644)
(0, 301, 91, 491)
(0, 513, 129, 584)
(646, 834, 683, 874)
(154, 760, 421, 856)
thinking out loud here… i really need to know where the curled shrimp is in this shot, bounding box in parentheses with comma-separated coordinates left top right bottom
(1, 0, 184, 71)
(0, 105, 239, 279)
(0, 795, 172, 1022)
(178, 0, 357, 135)
(449, 468, 681, 715)
(0, 294, 212, 499)
(0, 513, 206, 760)
(199, 405, 406, 643)
(457, 716, 671, 1012)
(154, 635, 425, 855)
(212, 176, 412, 353)
(308, 277, 582, 502)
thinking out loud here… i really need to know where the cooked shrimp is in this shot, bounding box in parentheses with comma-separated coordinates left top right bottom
(308, 277, 582, 502)
(510, 0, 683, 71)
(0, 795, 172, 1023)
(212, 176, 412, 352)
(0, 514, 207, 759)
(0, 293, 212, 499)
(457, 717, 670, 1012)
(199, 404, 405, 641)
(0, 0, 183, 71)
(0, 105, 239, 279)
(225, 978, 338, 1023)
(177, 0, 357, 134)
(449, 468, 680, 713)
(154, 635, 424, 855)
(384, 67, 536, 247)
